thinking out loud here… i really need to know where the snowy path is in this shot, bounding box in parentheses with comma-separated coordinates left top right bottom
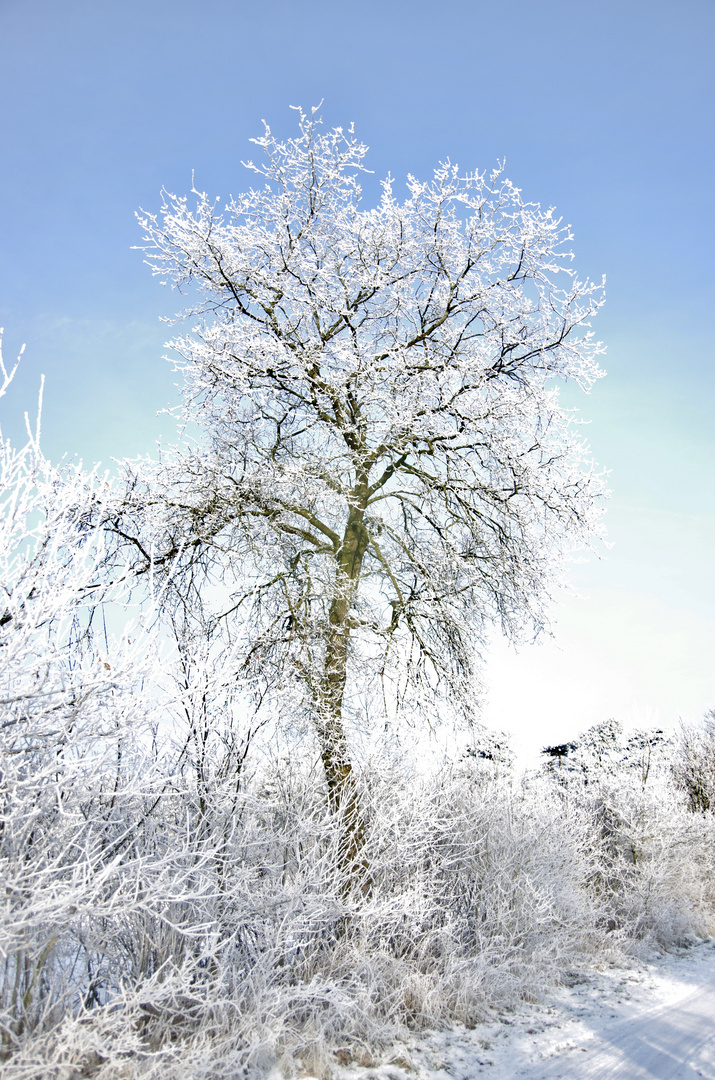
(519, 978, 715, 1078)
(331, 940, 715, 1080)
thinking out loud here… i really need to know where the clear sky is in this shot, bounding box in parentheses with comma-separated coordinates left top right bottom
(1, 0, 713, 758)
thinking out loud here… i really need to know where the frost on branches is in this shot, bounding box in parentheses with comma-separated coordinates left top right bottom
(114, 108, 606, 873)
(0, 336, 166, 1058)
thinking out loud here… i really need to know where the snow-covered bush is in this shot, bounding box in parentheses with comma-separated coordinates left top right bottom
(0, 346, 168, 1054)
(541, 719, 715, 951)
(5, 762, 610, 1079)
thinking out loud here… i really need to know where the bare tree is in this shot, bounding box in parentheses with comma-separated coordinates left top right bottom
(114, 108, 606, 877)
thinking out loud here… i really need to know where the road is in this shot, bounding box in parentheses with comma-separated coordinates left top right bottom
(519, 973, 715, 1078)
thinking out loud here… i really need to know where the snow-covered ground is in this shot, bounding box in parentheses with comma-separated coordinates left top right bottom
(320, 940, 715, 1080)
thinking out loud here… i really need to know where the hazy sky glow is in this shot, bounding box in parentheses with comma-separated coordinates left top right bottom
(1, 0, 713, 757)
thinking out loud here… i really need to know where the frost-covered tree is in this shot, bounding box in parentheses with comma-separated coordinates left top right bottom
(673, 709, 715, 813)
(113, 108, 606, 871)
(542, 720, 667, 788)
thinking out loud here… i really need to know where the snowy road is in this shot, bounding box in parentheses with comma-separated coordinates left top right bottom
(333, 940, 715, 1080)
(521, 978, 715, 1078)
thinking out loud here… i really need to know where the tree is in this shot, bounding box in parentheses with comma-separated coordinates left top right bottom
(673, 709, 715, 812)
(114, 108, 606, 878)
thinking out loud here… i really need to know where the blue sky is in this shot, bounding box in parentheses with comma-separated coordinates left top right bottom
(1, 0, 713, 756)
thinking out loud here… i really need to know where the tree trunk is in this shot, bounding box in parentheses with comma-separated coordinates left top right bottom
(316, 502, 370, 894)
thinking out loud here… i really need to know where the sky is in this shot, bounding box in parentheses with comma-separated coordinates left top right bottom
(0, 0, 713, 760)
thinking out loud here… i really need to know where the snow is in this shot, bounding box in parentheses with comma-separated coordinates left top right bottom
(318, 940, 715, 1080)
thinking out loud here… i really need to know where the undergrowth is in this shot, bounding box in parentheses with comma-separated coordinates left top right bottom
(2, 741, 714, 1080)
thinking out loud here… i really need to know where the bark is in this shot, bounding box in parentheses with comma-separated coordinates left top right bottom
(316, 501, 370, 893)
